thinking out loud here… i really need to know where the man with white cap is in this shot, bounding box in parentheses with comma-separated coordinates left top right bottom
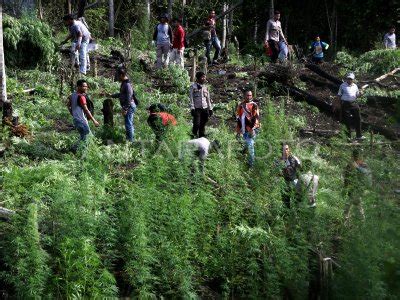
(337, 72, 365, 140)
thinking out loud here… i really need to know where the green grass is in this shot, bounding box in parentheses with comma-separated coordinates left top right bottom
(0, 43, 399, 299)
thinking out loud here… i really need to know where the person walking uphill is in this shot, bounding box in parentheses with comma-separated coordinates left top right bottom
(189, 72, 213, 138)
(170, 18, 186, 68)
(67, 79, 99, 149)
(336, 73, 365, 141)
(153, 14, 173, 69)
(236, 90, 260, 167)
(309, 34, 329, 64)
(204, 10, 221, 65)
(111, 68, 138, 142)
(265, 10, 288, 63)
(61, 14, 91, 75)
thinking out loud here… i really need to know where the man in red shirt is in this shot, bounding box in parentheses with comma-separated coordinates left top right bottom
(170, 18, 186, 68)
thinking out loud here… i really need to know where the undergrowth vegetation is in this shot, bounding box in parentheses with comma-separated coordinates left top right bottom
(0, 39, 399, 299)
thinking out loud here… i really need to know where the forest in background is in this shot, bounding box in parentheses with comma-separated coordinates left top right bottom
(0, 0, 399, 299)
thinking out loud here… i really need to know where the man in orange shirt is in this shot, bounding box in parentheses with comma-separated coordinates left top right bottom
(236, 90, 260, 167)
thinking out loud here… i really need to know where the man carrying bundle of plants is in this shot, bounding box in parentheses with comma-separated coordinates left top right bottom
(67, 79, 99, 150)
(61, 14, 91, 75)
(264, 10, 288, 63)
(236, 89, 260, 167)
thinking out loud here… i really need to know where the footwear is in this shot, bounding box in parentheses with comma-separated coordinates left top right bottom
(356, 136, 366, 141)
(309, 203, 317, 208)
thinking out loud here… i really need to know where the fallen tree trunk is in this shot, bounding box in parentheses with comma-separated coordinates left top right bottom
(305, 63, 342, 85)
(361, 67, 400, 89)
(366, 96, 398, 107)
(279, 84, 398, 140)
(0, 207, 15, 221)
(299, 74, 338, 92)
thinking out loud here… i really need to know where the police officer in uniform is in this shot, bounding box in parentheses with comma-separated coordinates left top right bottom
(189, 72, 213, 138)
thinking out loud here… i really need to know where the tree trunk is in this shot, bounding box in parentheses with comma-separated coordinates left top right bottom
(167, 0, 173, 18)
(221, 3, 228, 49)
(253, 19, 258, 43)
(305, 63, 342, 85)
(38, 0, 44, 19)
(108, 0, 115, 37)
(269, 0, 274, 19)
(66, 0, 72, 14)
(0, 3, 9, 118)
(102, 99, 114, 127)
(77, 0, 87, 18)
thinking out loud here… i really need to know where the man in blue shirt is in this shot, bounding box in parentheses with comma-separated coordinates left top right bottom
(309, 34, 329, 64)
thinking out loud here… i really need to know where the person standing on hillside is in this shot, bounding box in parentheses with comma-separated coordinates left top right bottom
(384, 26, 396, 49)
(336, 73, 365, 141)
(309, 34, 329, 64)
(67, 79, 99, 149)
(61, 14, 91, 75)
(236, 90, 260, 167)
(189, 72, 213, 138)
(170, 18, 186, 68)
(265, 10, 288, 63)
(343, 149, 372, 222)
(153, 13, 173, 69)
(204, 10, 221, 65)
(110, 68, 138, 142)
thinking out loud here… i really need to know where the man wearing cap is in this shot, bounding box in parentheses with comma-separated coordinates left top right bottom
(337, 73, 365, 140)
(265, 10, 288, 63)
(153, 14, 173, 69)
(309, 34, 329, 64)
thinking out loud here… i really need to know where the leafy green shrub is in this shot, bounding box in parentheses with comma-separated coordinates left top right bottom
(335, 49, 400, 77)
(3, 15, 57, 69)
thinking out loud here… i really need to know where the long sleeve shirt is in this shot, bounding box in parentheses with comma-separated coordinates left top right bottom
(189, 83, 213, 110)
(265, 19, 286, 43)
(112, 79, 136, 109)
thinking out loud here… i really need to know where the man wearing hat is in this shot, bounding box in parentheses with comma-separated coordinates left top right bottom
(152, 13, 173, 69)
(337, 73, 365, 140)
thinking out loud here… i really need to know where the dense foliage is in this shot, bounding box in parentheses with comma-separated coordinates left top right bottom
(3, 14, 57, 69)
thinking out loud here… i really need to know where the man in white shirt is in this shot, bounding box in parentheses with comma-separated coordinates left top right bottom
(265, 10, 288, 63)
(337, 73, 364, 140)
(384, 26, 396, 49)
(184, 137, 220, 172)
